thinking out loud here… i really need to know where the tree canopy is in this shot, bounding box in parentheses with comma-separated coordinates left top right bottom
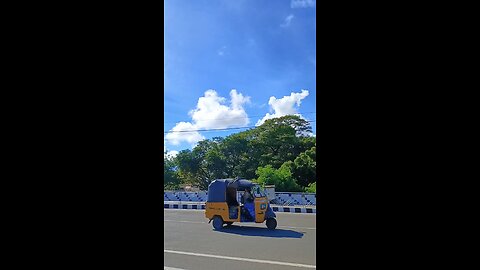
(163, 115, 317, 192)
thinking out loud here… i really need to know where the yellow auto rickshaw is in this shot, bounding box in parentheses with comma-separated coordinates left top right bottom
(205, 178, 277, 230)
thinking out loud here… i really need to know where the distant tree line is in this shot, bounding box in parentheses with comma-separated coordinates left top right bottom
(164, 115, 316, 192)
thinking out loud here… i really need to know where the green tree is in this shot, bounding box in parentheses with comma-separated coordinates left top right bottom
(305, 182, 316, 193)
(252, 115, 314, 169)
(171, 114, 316, 190)
(164, 152, 181, 190)
(254, 164, 303, 192)
(175, 139, 226, 190)
(260, 115, 313, 137)
(291, 146, 316, 187)
(205, 147, 228, 179)
(219, 133, 250, 178)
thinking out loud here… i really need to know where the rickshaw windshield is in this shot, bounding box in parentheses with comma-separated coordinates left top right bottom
(252, 185, 266, 198)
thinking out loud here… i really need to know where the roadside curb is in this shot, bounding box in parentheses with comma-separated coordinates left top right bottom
(272, 206, 316, 213)
(163, 203, 316, 214)
(164, 203, 205, 210)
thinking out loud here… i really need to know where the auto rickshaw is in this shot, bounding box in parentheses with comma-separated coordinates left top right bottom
(205, 178, 277, 230)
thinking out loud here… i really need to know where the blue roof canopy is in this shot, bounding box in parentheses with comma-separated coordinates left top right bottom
(207, 179, 255, 202)
(229, 179, 254, 191)
(207, 179, 231, 202)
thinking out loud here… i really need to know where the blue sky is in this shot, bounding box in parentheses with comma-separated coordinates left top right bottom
(164, 0, 316, 156)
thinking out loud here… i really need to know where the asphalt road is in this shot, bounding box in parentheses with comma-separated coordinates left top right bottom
(164, 209, 316, 270)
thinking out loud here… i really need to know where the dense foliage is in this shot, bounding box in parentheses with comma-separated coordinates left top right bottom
(164, 152, 181, 190)
(164, 115, 317, 192)
(305, 182, 316, 193)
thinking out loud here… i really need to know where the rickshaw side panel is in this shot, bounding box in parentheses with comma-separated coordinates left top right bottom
(205, 202, 240, 222)
(254, 197, 268, 223)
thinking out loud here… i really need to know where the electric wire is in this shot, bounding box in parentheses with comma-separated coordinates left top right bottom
(164, 111, 316, 125)
(164, 120, 316, 134)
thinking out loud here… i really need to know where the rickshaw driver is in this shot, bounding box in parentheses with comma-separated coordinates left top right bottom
(242, 187, 254, 203)
(241, 187, 255, 221)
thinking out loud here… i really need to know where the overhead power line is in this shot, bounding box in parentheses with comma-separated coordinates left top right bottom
(164, 120, 316, 134)
(164, 111, 316, 125)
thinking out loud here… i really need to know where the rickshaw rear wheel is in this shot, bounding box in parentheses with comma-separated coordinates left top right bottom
(213, 216, 223, 230)
(266, 218, 277, 230)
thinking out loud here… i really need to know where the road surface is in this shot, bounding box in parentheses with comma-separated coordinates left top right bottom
(164, 209, 316, 269)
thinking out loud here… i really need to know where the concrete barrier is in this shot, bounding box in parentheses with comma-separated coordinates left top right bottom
(163, 201, 316, 213)
(164, 191, 316, 206)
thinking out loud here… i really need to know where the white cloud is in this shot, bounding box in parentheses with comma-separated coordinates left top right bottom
(280, 14, 294, 27)
(256, 90, 309, 126)
(230, 89, 251, 110)
(291, 0, 316, 8)
(218, 46, 226, 56)
(165, 89, 251, 146)
(164, 140, 180, 159)
(165, 121, 205, 146)
(164, 150, 179, 159)
(189, 89, 250, 129)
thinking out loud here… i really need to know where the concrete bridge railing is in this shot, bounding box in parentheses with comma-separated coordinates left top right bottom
(164, 191, 316, 206)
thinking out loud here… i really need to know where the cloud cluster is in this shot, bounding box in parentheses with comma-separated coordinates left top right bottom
(280, 14, 294, 27)
(165, 89, 251, 146)
(190, 89, 250, 129)
(291, 0, 316, 8)
(256, 90, 309, 126)
(218, 46, 226, 56)
(165, 122, 205, 146)
(164, 139, 179, 158)
(164, 150, 179, 159)
(165, 89, 312, 147)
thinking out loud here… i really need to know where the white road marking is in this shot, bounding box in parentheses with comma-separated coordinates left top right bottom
(278, 225, 316, 230)
(164, 219, 205, 224)
(274, 211, 317, 215)
(164, 209, 203, 212)
(164, 249, 316, 269)
(163, 219, 316, 230)
(164, 267, 187, 270)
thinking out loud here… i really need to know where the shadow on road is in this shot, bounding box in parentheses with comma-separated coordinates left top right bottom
(216, 225, 304, 238)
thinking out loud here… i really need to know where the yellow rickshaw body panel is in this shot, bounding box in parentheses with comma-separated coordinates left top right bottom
(254, 197, 268, 223)
(205, 202, 240, 222)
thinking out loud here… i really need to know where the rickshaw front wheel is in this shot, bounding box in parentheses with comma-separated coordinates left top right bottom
(266, 218, 277, 230)
(213, 216, 223, 230)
